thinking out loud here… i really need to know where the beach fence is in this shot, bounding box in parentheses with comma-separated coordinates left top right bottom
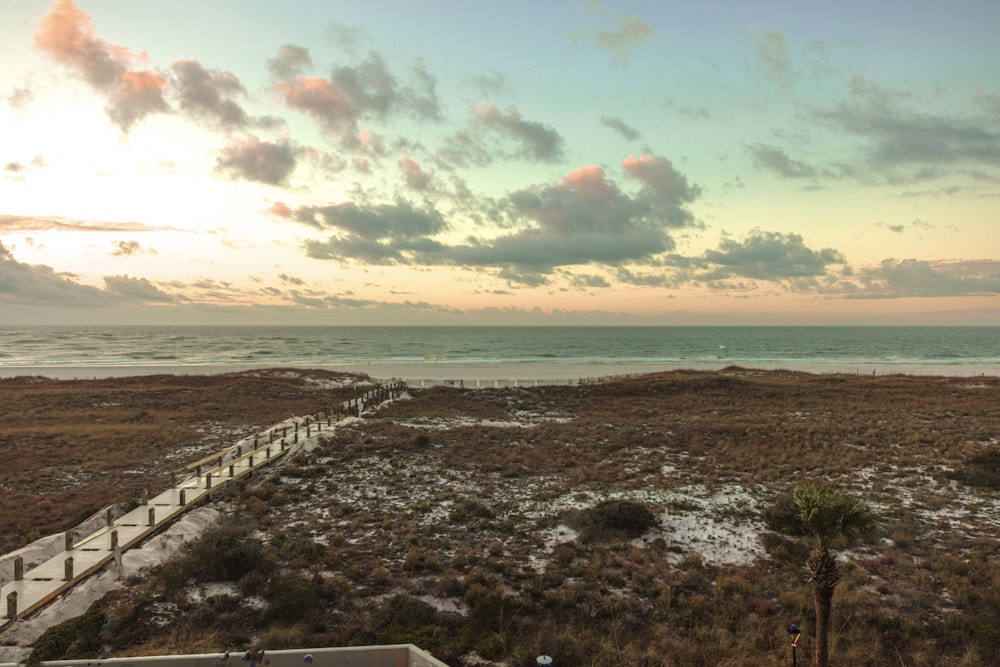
(385, 376, 636, 389)
(0, 381, 407, 624)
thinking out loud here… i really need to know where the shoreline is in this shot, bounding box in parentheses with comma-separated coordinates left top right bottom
(0, 360, 996, 382)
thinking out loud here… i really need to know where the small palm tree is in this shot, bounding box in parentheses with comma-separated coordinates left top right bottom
(793, 483, 883, 667)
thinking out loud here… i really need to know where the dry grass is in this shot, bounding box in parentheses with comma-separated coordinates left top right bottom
(5, 367, 1000, 666)
(0, 368, 369, 553)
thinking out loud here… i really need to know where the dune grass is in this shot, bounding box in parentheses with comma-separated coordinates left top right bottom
(6, 368, 1000, 666)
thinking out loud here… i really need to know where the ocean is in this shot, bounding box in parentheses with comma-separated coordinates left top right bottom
(0, 325, 997, 377)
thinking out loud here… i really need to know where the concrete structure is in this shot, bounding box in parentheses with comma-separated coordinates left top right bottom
(0, 644, 449, 667)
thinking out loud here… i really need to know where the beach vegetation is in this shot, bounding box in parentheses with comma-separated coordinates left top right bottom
(5, 369, 1000, 665)
(793, 483, 884, 667)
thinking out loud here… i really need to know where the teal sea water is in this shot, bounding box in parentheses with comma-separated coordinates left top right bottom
(0, 326, 997, 374)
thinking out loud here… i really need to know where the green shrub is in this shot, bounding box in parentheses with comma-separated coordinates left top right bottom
(960, 449, 1000, 488)
(570, 498, 658, 541)
(371, 594, 441, 647)
(263, 573, 322, 623)
(28, 601, 106, 664)
(762, 492, 808, 536)
(175, 520, 271, 583)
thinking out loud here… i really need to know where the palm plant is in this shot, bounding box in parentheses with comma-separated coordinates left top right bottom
(792, 483, 883, 667)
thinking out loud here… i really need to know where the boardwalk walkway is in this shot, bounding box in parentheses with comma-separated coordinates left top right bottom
(1, 381, 405, 625)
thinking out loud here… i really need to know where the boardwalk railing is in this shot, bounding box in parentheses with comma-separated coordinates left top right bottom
(1, 381, 406, 624)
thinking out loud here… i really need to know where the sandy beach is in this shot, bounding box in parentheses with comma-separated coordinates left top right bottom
(0, 360, 995, 383)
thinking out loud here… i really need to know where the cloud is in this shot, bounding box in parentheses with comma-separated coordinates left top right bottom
(171, 59, 248, 129)
(848, 259, 1000, 298)
(328, 19, 364, 54)
(0, 214, 172, 233)
(295, 157, 700, 282)
(267, 44, 313, 79)
(473, 103, 565, 162)
(747, 143, 818, 179)
(664, 99, 711, 119)
(275, 52, 440, 146)
(397, 155, 432, 190)
(751, 28, 797, 88)
(6, 86, 32, 110)
(102, 274, 175, 301)
(621, 154, 700, 225)
(693, 230, 845, 282)
(571, 5, 654, 64)
(111, 240, 156, 256)
(465, 70, 512, 98)
(291, 200, 448, 240)
(34, 0, 168, 131)
(216, 136, 299, 186)
(600, 114, 641, 141)
(813, 76, 1000, 179)
(0, 241, 174, 307)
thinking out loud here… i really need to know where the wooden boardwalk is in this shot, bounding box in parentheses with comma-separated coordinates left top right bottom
(1, 381, 405, 624)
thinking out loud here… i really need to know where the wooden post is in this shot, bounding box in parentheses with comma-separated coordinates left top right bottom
(64, 556, 73, 581)
(64, 531, 74, 551)
(148, 507, 156, 526)
(306, 422, 311, 437)
(171, 471, 177, 487)
(110, 529, 118, 551)
(266, 446, 271, 459)
(294, 431, 298, 443)
(14, 557, 23, 581)
(195, 464, 201, 478)
(269, 430, 275, 443)
(249, 454, 254, 467)
(179, 489, 186, 506)
(106, 506, 114, 527)
(141, 487, 149, 505)
(205, 472, 213, 489)
(6, 591, 16, 620)
(229, 464, 235, 477)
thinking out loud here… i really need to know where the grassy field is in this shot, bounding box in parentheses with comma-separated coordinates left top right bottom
(2, 368, 999, 666)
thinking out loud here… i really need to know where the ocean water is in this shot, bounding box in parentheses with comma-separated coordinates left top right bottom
(0, 325, 997, 375)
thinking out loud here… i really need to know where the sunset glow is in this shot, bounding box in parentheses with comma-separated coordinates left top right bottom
(1, 0, 998, 325)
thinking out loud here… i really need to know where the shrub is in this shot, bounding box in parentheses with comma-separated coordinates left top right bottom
(175, 520, 271, 583)
(960, 449, 1000, 488)
(762, 492, 809, 536)
(370, 594, 442, 647)
(570, 498, 658, 541)
(263, 573, 322, 623)
(27, 601, 106, 664)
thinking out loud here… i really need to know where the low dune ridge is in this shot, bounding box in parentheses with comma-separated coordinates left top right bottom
(2, 367, 999, 666)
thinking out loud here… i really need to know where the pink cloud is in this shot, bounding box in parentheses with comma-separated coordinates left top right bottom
(268, 202, 294, 219)
(561, 165, 615, 201)
(34, 0, 167, 131)
(276, 75, 359, 140)
(397, 155, 431, 190)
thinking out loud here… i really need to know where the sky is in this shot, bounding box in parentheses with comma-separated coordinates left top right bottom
(1, 0, 999, 326)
